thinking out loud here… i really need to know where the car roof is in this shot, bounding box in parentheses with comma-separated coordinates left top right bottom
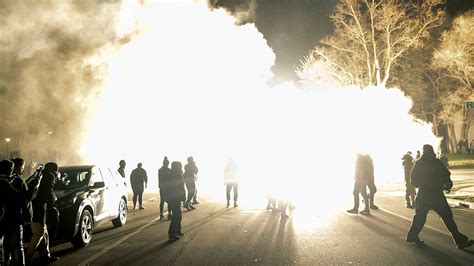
(59, 165, 96, 171)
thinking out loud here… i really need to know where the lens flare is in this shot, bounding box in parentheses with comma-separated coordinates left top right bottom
(81, 1, 438, 218)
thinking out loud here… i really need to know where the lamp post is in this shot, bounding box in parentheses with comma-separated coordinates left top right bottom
(5, 138, 11, 158)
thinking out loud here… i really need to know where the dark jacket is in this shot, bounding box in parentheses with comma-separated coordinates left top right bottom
(410, 154, 451, 200)
(130, 167, 147, 191)
(354, 155, 373, 182)
(32, 169, 57, 224)
(158, 166, 171, 189)
(183, 163, 198, 184)
(4, 175, 31, 226)
(161, 171, 185, 202)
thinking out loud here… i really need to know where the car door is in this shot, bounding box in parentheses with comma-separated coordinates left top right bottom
(89, 167, 107, 222)
(101, 168, 119, 219)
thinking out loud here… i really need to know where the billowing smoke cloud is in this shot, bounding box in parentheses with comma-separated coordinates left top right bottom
(81, 1, 438, 209)
(207, 0, 257, 25)
(0, 0, 134, 164)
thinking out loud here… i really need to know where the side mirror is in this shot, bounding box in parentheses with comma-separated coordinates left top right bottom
(91, 181, 105, 189)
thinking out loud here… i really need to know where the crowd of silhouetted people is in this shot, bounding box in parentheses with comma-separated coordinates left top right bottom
(0, 158, 61, 265)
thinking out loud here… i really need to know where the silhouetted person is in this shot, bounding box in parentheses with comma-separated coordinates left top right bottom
(130, 163, 148, 210)
(158, 157, 171, 220)
(224, 159, 239, 208)
(402, 152, 416, 208)
(183, 157, 198, 210)
(118, 160, 126, 178)
(364, 154, 378, 210)
(162, 161, 186, 240)
(25, 162, 60, 263)
(406, 144, 473, 249)
(347, 154, 371, 215)
(3, 158, 31, 266)
(416, 150, 421, 160)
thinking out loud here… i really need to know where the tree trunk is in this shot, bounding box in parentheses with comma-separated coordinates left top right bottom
(448, 123, 457, 153)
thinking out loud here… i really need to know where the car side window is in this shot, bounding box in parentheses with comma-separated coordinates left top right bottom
(89, 167, 104, 186)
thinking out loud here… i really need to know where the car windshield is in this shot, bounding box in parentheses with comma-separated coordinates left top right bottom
(55, 169, 91, 191)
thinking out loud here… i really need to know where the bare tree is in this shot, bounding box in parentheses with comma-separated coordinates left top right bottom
(297, 0, 446, 88)
(432, 10, 474, 151)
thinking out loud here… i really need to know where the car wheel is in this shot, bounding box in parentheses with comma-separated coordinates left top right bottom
(112, 198, 127, 227)
(72, 209, 93, 248)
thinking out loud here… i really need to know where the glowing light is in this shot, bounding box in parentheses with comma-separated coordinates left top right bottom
(80, 1, 439, 223)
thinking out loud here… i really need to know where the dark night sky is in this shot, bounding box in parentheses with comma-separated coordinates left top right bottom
(211, 0, 473, 83)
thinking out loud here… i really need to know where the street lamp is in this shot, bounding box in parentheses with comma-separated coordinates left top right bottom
(5, 138, 11, 158)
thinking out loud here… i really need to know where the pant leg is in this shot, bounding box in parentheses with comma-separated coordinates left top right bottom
(36, 225, 50, 258)
(367, 180, 377, 206)
(138, 192, 143, 207)
(226, 184, 232, 201)
(186, 183, 196, 204)
(159, 190, 165, 214)
(25, 222, 45, 258)
(233, 184, 239, 202)
(4, 224, 24, 266)
(433, 198, 468, 245)
(193, 189, 197, 202)
(132, 191, 138, 207)
(407, 201, 431, 239)
(168, 200, 181, 236)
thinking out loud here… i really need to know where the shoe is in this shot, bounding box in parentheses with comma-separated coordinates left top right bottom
(266, 204, 272, 210)
(139, 206, 145, 210)
(177, 232, 184, 237)
(160, 214, 165, 220)
(406, 203, 413, 209)
(226, 201, 230, 208)
(193, 201, 200, 204)
(183, 204, 191, 210)
(234, 202, 238, 208)
(189, 204, 196, 210)
(169, 234, 180, 241)
(457, 240, 474, 249)
(370, 205, 379, 210)
(359, 209, 371, 215)
(133, 205, 136, 210)
(406, 236, 425, 245)
(346, 208, 358, 214)
(281, 213, 289, 219)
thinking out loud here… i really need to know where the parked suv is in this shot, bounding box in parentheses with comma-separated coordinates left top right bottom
(28, 165, 128, 248)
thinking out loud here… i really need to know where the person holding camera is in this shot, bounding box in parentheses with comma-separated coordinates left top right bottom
(406, 144, 473, 249)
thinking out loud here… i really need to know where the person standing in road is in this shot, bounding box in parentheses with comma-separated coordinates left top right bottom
(130, 163, 148, 210)
(183, 157, 198, 210)
(162, 161, 186, 240)
(224, 159, 239, 208)
(3, 158, 30, 266)
(364, 154, 379, 210)
(158, 157, 171, 220)
(347, 154, 371, 215)
(117, 160, 126, 178)
(406, 144, 474, 249)
(402, 152, 416, 208)
(25, 162, 60, 263)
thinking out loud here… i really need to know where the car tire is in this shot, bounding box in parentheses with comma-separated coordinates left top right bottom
(112, 198, 127, 227)
(72, 209, 93, 248)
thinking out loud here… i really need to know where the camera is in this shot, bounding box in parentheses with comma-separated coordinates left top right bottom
(33, 164, 44, 179)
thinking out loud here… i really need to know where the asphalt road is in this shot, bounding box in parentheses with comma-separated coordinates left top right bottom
(44, 181, 474, 265)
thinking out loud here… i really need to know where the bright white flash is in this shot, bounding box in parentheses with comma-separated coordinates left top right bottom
(81, 1, 438, 211)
